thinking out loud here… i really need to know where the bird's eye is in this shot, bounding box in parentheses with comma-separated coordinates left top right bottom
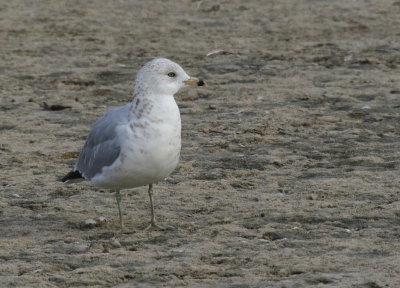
(167, 72, 176, 77)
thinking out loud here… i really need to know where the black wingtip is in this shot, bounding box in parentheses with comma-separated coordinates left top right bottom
(61, 170, 83, 182)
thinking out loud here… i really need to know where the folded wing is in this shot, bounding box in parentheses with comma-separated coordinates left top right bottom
(74, 104, 131, 180)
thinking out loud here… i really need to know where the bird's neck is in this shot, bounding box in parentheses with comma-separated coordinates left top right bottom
(130, 92, 178, 122)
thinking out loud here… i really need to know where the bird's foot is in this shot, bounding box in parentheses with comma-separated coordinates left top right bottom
(144, 221, 164, 231)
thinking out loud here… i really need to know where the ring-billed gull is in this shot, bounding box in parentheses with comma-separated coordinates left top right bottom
(62, 58, 206, 230)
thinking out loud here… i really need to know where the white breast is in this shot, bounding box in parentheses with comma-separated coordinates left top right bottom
(92, 94, 181, 189)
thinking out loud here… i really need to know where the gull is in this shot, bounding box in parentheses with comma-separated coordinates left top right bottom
(62, 58, 206, 230)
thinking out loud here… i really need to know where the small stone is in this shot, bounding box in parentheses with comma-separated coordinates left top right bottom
(84, 218, 97, 226)
(32, 213, 44, 220)
(69, 244, 89, 254)
(88, 243, 105, 253)
(32, 269, 43, 273)
(48, 277, 65, 283)
(344, 54, 354, 63)
(109, 238, 122, 248)
(97, 216, 107, 223)
(308, 194, 319, 200)
(257, 238, 270, 242)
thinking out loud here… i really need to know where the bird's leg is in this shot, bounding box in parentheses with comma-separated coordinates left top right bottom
(115, 190, 124, 229)
(145, 184, 162, 230)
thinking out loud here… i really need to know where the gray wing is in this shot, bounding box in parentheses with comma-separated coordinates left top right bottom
(75, 104, 131, 180)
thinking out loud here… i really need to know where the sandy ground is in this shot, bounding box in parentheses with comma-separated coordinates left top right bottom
(1, 0, 400, 287)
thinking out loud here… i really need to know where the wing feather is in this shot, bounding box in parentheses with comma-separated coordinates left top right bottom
(75, 104, 131, 180)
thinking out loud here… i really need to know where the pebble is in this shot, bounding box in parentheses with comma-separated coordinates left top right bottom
(109, 238, 122, 248)
(69, 244, 90, 254)
(97, 216, 107, 223)
(88, 243, 105, 253)
(83, 218, 97, 226)
(32, 269, 43, 273)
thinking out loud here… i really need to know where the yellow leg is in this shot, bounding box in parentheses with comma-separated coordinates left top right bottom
(145, 184, 162, 230)
(115, 190, 124, 229)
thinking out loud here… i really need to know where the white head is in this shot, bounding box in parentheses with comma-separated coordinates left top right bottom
(133, 58, 206, 97)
